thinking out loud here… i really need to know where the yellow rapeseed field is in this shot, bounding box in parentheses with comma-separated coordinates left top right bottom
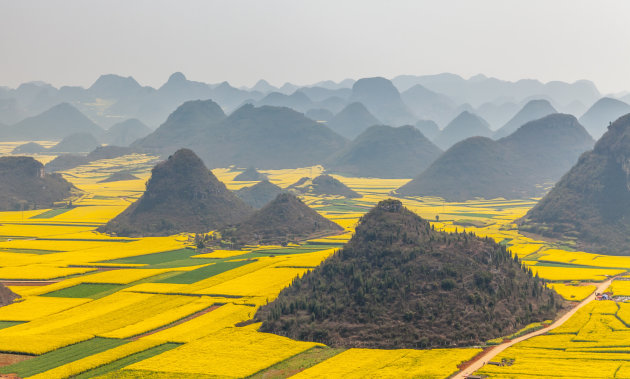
(0, 296, 91, 321)
(1, 153, 629, 378)
(293, 347, 481, 378)
(547, 283, 597, 301)
(29, 339, 164, 379)
(127, 328, 320, 377)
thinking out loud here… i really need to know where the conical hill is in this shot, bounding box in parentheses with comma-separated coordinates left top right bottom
(99, 148, 253, 236)
(257, 199, 563, 348)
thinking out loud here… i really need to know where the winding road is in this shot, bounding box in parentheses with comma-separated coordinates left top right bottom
(452, 276, 617, 379)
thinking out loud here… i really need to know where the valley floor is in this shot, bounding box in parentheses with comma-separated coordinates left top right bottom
(0, 145, 629, 378)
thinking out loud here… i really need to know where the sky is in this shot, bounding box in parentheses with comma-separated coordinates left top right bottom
(1, 0, 629, 94)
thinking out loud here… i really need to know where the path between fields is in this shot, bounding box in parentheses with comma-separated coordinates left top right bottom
(453, 275, 617, 379)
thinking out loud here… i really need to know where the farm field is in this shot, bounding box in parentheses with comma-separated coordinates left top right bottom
(0, 149, 629, 378)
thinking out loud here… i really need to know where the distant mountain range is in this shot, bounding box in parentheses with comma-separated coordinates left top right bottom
(221, 193, 343, 245)
(391, 73, 600, 109)
(1, 72, 627, 181)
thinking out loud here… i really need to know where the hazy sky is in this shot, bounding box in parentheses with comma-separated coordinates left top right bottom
(1, 0, 629, 93)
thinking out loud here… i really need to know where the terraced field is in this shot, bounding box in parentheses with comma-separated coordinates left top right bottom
(0, 148, 628, 378)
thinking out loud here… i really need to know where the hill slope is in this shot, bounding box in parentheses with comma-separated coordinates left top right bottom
(105, 118, 152, 146)
(350, 78, 416, 126)
(222, 193, 343, 245)
(397, 114, 594, 200)
(0, 284, 19, 307)
(99, 149, 253, 236)
(433, 111, 492, 150)
(12, 142, 46, 154)
(0, 156, 74, 210)
(0, 103, 104, 141)
(326, 102, 381, 140)
(235, 180, 284, 209)
(257, 199, 562, 348)
(493, 99, 557, 139)
(415, 119, 440, 141)
(579, 97, 630, 139)
(289, 174, 361, 198)
(233, 167, 267, 181)
(191, 104, 348, 169)
(325, 125, 442, 178)
(520, 113, 630, 255)
(132, 100, 226, 155)
(48, 133, 100, 153)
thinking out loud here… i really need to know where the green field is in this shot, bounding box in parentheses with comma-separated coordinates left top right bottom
(249, 346, 345, 379)
(0, 337, 127, 377)
(72, 343, 181, 379)
(30, 208, 74, 219)
(160, 260, 255, 284)
(106, 248, 202, 266)
(43, 283, 124, 298)
(0, 321, 23, 330)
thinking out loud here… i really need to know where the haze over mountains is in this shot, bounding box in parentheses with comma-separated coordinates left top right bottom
(397, 114, 595, 201)
(133, 100, 348, 169)
(2, 72, 628, 205)
(493, 99, 557, 139)
(0, 72, 618, 139)
(433, 111, 492, 150)
(579, 97, 630, 139)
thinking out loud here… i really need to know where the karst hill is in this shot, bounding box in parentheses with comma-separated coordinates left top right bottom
(99, 148, 253, 236)
(257, 199, 563, 349)
(221, 193, 343, 245)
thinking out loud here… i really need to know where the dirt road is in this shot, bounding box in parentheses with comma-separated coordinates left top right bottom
(452, 276, 617, 379)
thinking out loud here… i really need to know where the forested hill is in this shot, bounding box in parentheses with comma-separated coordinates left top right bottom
(257, 199, 563, 349)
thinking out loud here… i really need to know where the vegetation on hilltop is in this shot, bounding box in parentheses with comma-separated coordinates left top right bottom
(257, 199, 563, 349)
